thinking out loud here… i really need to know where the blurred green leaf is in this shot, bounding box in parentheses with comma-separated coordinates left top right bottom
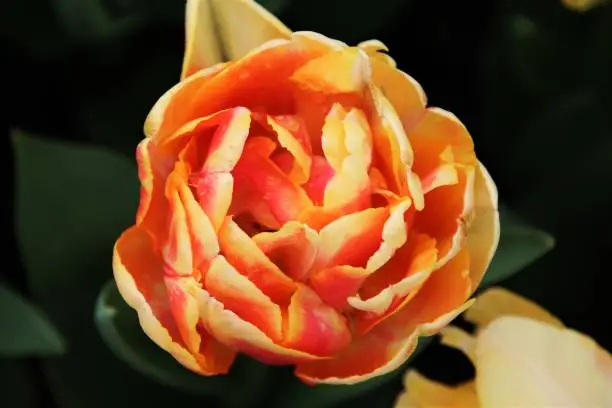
(270, 337, 433, 408)
(0, 282, 65, 357)
(481, 206, 555, 289)
(12, 130, 206, 408)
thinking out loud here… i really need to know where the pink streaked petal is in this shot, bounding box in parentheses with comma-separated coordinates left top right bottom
(351, 233, 438, 334)
(302, 155, 335, 206)
(218, 218, 296, 304)
(252, 221, 319, 282)
(313, 207, 389, 270)
(113, 226, 235, 374)
(164, 276, 202, 353)
(295, 248, 473, 384)
(283, 284, 352, 356)
(233, 141, 313, 224)
(204, 255, 284, 342)
(197, 288, 325, 365)
(309, 265, 369, 310)
(162, 177, 194, 277)
(266, 115, 312, 184)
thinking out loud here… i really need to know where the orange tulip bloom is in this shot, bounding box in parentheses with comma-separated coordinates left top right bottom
(112, 0, 500, 384)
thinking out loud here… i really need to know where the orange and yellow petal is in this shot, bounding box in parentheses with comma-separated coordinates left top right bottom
(113, 226, 235, 374)
(283, 284, 352, 356)
(197, 288, 324, 365)
(465, 162, 500, 288)
(252, 221, 319, 282)
(218, 218, 296, 304)
(296, 248, 473, 384)
(309, 265, 370, 310)
(204, 255, 284, 341)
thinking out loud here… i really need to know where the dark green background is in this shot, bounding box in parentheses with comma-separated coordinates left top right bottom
(2, 0, 611, 407)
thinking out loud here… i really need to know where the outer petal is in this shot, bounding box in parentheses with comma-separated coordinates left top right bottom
(395, 372, 479, 408)
(160, 36, 328, 141)
(465, 162, 499, 287)
(182, 0, 292, 79)
(475, 316, 612, 408)
(296, 248, 473, 384)
(113, 226, 235, 374)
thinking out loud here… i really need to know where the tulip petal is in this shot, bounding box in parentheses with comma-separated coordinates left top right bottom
(161, 38, 327, 140)
(313, 207, 389, 270)
(205, 255, 284, 341)
(309, 265, 370, 310)
(252, 221, 319, 282)
(218, 218, 296, 304)
(465, 162, 500, 287)
(283, 284, 352, 356)
(350, 233, 438, 334)
(476, 316, 612, 408)
(135, 139, 172, 241)
(368, 52, 426, 133)
(414, 166, 475, 268)
(233, 139, 314, 224)
(368, 87, 422, 207)
(291, 48, 371, 94)
(182, 0, 292, 79)
(266, 115, 312, 184)
(396, 371, 479, 408)
(409, 108, 476, 182)
(296, 248, 472, 384)
(302, 155, 335, 206)
(145, 63, 227, 142)
(113, 226, 235, 374)
(465, 288, 564, 329)
(197, 288, 325, 365)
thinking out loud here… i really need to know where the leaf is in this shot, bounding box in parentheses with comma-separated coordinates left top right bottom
(270, 337, 434, 408)
(12, 130, 206, 408)
(480, 205, 555, 289)
(0, 282, 65, 357)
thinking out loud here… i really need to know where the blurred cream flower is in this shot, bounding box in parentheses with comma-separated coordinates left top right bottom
(395, 288, 612, 408)
(561, 0, 609, 12)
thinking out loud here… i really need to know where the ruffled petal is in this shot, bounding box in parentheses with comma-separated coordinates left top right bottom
(313, 207, 389, 270)
(113, 226, 235, 374)
(197, 288, 325, 365)
(218, 218, 296, 304)
(204, 255, 284, 341)
(350, 233, 438, 334)
(252, 221, 319, 282)
(158, 37, 328, 141)
(181, 0, 292, 79)
(265, 115, 312, 184)
(367, 49, 427, 133)
(233, 138, 314, 224)
(283, 284, 352, 356)
(295, 247, 473, 384)
(413, 166, 475, 267)
(309, 265, 370, 310)
(302, 155, 335, 206)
